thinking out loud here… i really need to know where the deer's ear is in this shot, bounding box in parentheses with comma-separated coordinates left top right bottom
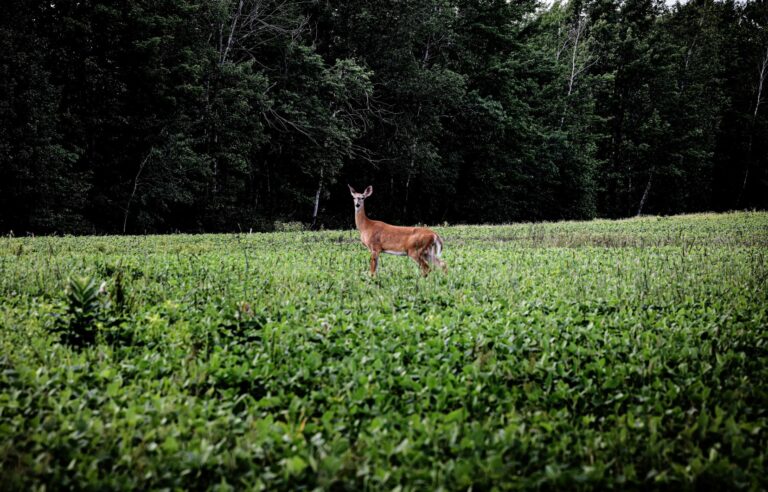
(363, 186, 373, 197)
(348, 184, 357, 195)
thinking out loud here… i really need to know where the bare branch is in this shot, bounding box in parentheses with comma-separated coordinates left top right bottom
(263, 108, 320, 146)
(123, 152, 152, 234)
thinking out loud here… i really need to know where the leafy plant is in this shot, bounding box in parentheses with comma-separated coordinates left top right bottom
(52, 276, 107, 348)
(0, 212, 766, 490)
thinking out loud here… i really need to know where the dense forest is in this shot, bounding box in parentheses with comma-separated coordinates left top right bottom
(1, 0, 767, 234)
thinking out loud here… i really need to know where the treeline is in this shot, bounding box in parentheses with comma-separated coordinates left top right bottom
(1, 0, 766, 234)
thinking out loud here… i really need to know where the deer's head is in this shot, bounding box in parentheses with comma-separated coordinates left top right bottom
(348, 185, 372, 213)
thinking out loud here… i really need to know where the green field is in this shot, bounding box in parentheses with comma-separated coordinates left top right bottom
(1, 212, 767, 490)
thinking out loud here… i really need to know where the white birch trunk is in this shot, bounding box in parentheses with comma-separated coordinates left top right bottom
(737, 45, 768, 207)
(560, 13, 587, 129)
(311, 169, 323, 230)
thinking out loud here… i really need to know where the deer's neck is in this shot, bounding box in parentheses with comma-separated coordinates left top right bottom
(355, 204, 371, 231)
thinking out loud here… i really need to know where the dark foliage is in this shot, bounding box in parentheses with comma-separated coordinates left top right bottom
(1, 0, 766, 233)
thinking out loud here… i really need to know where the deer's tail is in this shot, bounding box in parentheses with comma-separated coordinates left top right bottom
(431, 233, 443, 258)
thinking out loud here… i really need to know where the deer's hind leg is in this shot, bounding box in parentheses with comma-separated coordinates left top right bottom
(409, 248, 430, 277)
(424, 250, 447, 273)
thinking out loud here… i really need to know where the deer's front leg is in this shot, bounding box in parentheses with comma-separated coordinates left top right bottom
(369, 251, 380, 275)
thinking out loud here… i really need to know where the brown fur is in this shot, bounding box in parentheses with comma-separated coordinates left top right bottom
(349, 185, 446, 276)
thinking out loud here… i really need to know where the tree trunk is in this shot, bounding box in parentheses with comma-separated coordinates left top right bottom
(403, 142, 416, 219)
(560, 13, 585, 129)
(737, 167, 749, 209)
(123, 153, 152, 234)
(753, 45, 768, 120)
(310, 169, 323, 230)
(737, 45, 768, 208)
(221, 0, 244, 65)
(637, 170, 653, 216)
(567, 16, 582, 98)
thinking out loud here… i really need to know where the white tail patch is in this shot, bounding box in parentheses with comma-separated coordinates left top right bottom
(351, 184, 445, 275)
(433, 234, 443, 258)
(424, 234, 443, 264)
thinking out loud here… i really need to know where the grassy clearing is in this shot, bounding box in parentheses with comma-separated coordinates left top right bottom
(1, 212, 767, 490)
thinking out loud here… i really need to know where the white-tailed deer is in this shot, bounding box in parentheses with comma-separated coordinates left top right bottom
(348, 185, 446, 276)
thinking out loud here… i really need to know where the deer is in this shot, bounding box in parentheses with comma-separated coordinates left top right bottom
(348, 184, 446, 276)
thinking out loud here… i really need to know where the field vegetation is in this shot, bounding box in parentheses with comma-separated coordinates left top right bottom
(1, 212, 767, 490)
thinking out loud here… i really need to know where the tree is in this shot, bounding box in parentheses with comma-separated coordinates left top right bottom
(0, 0, 87, 233)
(1, 0, 766, 234)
